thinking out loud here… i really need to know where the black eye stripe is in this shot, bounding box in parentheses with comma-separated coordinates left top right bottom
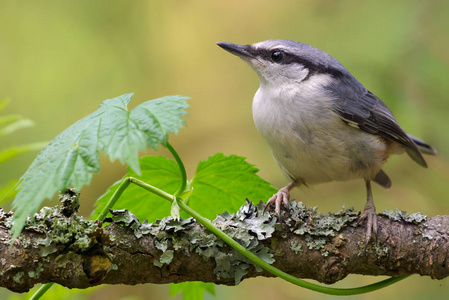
(252, 48, 345, 78)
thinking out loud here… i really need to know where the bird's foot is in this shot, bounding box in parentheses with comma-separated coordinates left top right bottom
(357, 203, 377, 247)
(264, 186, 291, 218)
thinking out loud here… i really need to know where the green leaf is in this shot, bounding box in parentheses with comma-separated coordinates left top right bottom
(0, 98, 9, 112)
(171, 198, 181, 221)
(0, 118, 34, 137)
(92, 155, 182, 222)
(0, 114, 23, 128)
(94, 153, 275, 225)
(11, 93, 190, 238)
(0, 180, 19, 204)
(0, 142, 48, 164)
(188, 153, 277, 220)
(7, 283, 100, 300)
(170, 282, 215, 300)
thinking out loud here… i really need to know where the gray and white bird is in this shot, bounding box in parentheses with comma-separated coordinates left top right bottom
(217, 39, 436, 243)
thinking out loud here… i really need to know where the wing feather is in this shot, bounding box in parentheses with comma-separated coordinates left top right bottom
(327, 79, 427, 167)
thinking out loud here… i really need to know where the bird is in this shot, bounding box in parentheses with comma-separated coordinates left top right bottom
(217, 39, 436, 244)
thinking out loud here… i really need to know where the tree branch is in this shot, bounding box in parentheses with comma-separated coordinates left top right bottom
(1, 194, 448, 293)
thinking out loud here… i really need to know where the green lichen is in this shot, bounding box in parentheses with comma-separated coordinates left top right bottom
(155, 239, 168, 252)
(107, 199, 361, 283)
(288, 202, 359, 237)
(36, 263, 43, 276)
(109, 200, 275, 285)
(28, 263, 43, 279)
(59, 188, 80, 217)
(381, 209, 427, 224)
(13, 271, 24, 283)
(154, 250, 174, 267)
(305, 235, 328, 250)
(20, 237, 31, 248)
(55, 253, 80, 268)
(290, 240, 303, 255)
(0, 209, 14, 245)
(373, 243, 389, 258)
(36, 236, 58, 257)
(284, 202, 357, 256)
(15, 189, 109, 257)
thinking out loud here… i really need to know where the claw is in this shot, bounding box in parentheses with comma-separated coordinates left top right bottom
(357, 179, 378, 247)
(357, 205, 377, 247)
(263, 182, 298, 218)
(265, 188, 290, 217)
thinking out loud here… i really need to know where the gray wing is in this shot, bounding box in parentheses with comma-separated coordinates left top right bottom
(327, 79, 427, 168)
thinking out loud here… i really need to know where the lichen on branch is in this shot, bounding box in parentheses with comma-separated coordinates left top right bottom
(1, 190, 449, 293)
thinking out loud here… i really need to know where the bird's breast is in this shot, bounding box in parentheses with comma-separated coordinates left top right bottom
(252, 84, 387, 185)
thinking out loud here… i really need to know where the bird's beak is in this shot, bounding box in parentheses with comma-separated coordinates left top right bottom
(217, 42, 265, 67)
(216, 42, 254, 59)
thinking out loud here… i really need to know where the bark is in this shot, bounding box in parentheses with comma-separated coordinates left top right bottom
(1, 193, 449, 293)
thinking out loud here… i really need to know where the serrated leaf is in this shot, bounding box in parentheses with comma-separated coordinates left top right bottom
(94, 154, 276, 224)
(92, 156, 182, 222)
(11, 93, 189, 238)
(188, 153, 277, 220)
(170, 282, 215, 300)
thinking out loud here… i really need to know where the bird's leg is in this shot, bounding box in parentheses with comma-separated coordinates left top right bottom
(357, 179, 378, 246)
(264, 181, 298, 217)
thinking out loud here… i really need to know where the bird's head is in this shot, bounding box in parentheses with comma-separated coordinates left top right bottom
(217, 39, 349, 87)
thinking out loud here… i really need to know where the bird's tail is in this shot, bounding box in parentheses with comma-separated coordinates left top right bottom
(408, 134, 437, 155)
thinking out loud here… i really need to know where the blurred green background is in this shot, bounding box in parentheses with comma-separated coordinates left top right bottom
(1, 0, 448, 299)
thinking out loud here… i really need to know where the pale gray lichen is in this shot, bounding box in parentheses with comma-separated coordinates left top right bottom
(109, 199, 275, 285)
(305, 235, 328, 250)
(287, 202, 359, 237)
(154, 250, 174, 267)
(381, 209, 427, 224)
(20, 237, 31, 248)
(290, 240, 303, 255)
(28, 263, 43, 278)
(5, 189, 110, 259)
(108, 199, 361, 282)
(373, 244, 389, 258)
(422, 233, 433, 240)
(285, 202, 358, 256)
(0, 208, 14, 235)
(13, 271, 24, 283)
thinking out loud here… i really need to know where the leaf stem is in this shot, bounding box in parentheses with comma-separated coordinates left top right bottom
(96, 177, 174, 221)
(176, 199, 409, 295)
(166, 142, 187, 197)
(96, 178, 131, 221)
(29, 283, 54, 300)
(113, 177, 409, 295)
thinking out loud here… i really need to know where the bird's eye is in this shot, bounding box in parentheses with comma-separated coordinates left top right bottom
(271, 51, 284, 62)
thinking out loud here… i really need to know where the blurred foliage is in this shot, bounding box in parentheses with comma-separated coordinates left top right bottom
(5, 284, 99, 300)
(0, 98, 46, 204)
(0, 0, 448, 299)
